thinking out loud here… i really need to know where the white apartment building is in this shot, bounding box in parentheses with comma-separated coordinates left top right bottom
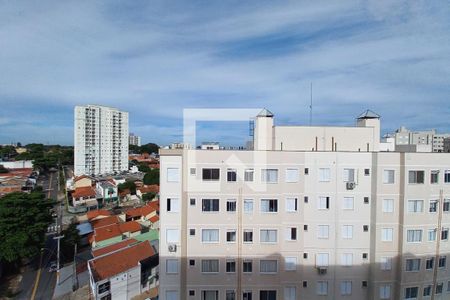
(129, 133, 142, 147)
(392, 127, 450, 153)
(74, 105, 129, 176)
(159, 109, 450, 300)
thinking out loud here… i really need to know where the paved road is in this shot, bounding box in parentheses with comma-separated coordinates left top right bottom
(16, 171, 60, 300)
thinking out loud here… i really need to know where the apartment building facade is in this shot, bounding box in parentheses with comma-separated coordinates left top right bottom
(159, 109, 450, 300)
(74, 105, 129, 176)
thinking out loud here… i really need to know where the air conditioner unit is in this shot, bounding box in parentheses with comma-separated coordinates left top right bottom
(317, 267, 327, 275)
(346, 182, 356, 190)
(168, 244, 177, 252)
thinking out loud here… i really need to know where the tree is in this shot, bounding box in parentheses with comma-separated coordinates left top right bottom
(0, 145, 17, 160)
(140, 143, 159, 155)
(0, 192, 54, 263)
(118, 180, 136, 195)
(142, 192, 157, 202)
(60, 223, 80, 262)
(0, 165, 8, 174)
(143, 169, 160, 185)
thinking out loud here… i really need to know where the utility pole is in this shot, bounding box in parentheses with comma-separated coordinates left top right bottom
(54, 235, 64, 285)
(73, 243, 78, 290)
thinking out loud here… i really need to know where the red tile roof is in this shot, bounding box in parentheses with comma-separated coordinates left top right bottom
(74, 175, 93, 182)
(72, 186, 96, 199)
(125, 201, 159, 219)
(89, 241, 155, 281)
(92, 238, 139, 258)
(149, 215, 159, 223)
(87, 209, 112, 220)
(119, 221, 141, 233)
(90, 221, 141, 244)
(91, 215, 119, 229)
(137, 184, 159, 194)
(0, 168, 33, 178)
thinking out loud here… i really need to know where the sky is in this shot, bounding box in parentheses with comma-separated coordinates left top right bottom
(1, 0, 449, 147)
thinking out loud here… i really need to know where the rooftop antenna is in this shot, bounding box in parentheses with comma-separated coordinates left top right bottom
(309, 82, 313, 126)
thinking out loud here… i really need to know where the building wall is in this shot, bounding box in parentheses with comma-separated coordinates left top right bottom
(110, 266, 141, 300)
(74, 105, 129, 176)
(159, 149, 450, 300)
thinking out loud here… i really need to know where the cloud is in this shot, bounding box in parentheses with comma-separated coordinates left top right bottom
(0, 1, 449, 145)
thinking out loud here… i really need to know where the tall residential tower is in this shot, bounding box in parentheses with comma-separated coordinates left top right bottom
(74, 105, 129, 176)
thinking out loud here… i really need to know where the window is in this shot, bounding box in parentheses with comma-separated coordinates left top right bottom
(317, 281, 328, 295)
(408, 170, 424, 184)
(260, 229, 277, 243)
(380, 285, 391, 299)
(244, 169, 254, 182)
(363, 225, 369, 232)
(364, 168, 370, 175)
(447, 281, 450, 292)
(431, 170, 439, 184)
(285, 198, 298, 212)
(304, 168, 309, 175)
(166, 291, 179, 300)
(201, 291, 218, 300)
(243, 291, 252, 300)
(342, 225, 353, 239)
(285, 168, 299, 182)
(445, 170, 450, 183)
(98, 281, 110, 294)
(364, 196, 370, 204)
(319, 168, 331, 182)
(444, 199, 450, 212)
(407, 230, 422, 243)
(303, 253, 308, 259)
(425, 257, 434, 270)
(190, 168, 196, 176)
(382, 228, 393, 242)
(442, 228, 449, 240)
(243, 230, 253, 243)
(343, 197, 354, 210)
(340, 281, 352, 296)
(261, 199, 278, 212)
(381, 257, 392, 270)
(226, 291, 236, 300)
(167, 229, 180, 243)
(303, 281, 308, 288)
(285, 257, 297, 271)
(429, 200, 438, 213)
(316, 253, 329, 267)
(285, 227, 297, 241)
(201, 260, 219, 273)
(202, 168, 220, 181)
(226, 230, 236, 242)
(189, 229, 195, 236)
(227, 200, 236, 212)
(362, 281, 368, 288)
(405, 259, 420, 271)
(284, 287, 296, 300)
(428, 229, 437, 241)
(226, 260, 236, 273)
(304, 196, 309, 203)
(405, 286, 419, 298)
(260, 260, 277, 273)
(439, 256, 446, 268)
(343, 168, 355, 182)
(243, 260, 252, 273)
(383, 199, 394, 213)
(190, 198, 196, 206)
(260, 291, 276, 300)
(436, 283, 443, 294)
(167, 168, 180, 182)
(362, 253, 368, 260)
(244, 199, 253, 213)
(383, 170, 395, 184)
(304, 225, 308, 231)
(189, 259, 195, 266)
(189, 290, 195, 296)
(341, 253, 353, 266)
(227, 169, 237, 182)
(423, 285, 432, 297)
(202, 199, 219, 212)
(261, 169, 278, 183)
(166, 259, 179, 274)
(167, 198, 180, 212)
(318, 196, 330, 209)
(202, 229, 219, 243)
(318, 225, 329, 239)
(408, 200, 423, 213)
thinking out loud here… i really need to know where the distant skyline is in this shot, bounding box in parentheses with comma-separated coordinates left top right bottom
(1, 1, 450, 146)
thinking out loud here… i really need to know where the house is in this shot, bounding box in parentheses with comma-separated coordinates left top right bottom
(0, 168, 35, 197)
(89, 221, 141, 248)
(91, 215, 120, 229)
(72, 186, 98, 209)
(91, 238, 139, 258)
(96, 180, 118, 206)
(88, 240, 158, 300)
(136, 184, 159, 200)
(87, 209, 112, 221)
(74, 175, 94, 189)
(123, 201, 159, 223)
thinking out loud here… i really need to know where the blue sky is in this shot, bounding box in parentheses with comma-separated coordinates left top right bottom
(1, 1, 449, 146)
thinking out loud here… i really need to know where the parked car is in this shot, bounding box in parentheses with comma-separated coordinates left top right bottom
(49, 261, 57, 272)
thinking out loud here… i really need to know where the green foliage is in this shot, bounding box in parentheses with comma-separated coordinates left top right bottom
(143, 169, 160, 185)
(142, 192, 157, 202)
(0, 146, 17, 160)
(60, 223, 80, 262)
(137, 162, 150, 173)
(0, 165, 8, 173)
(15, 144, 74, 172)
(118, 180, 137, 194)
(128, 143, 159, 155)
(0, 192, 54, 263)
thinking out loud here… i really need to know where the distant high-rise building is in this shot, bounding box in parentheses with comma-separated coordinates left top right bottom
(74, 105, 129, 176)
(129, 133, 142, 147)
